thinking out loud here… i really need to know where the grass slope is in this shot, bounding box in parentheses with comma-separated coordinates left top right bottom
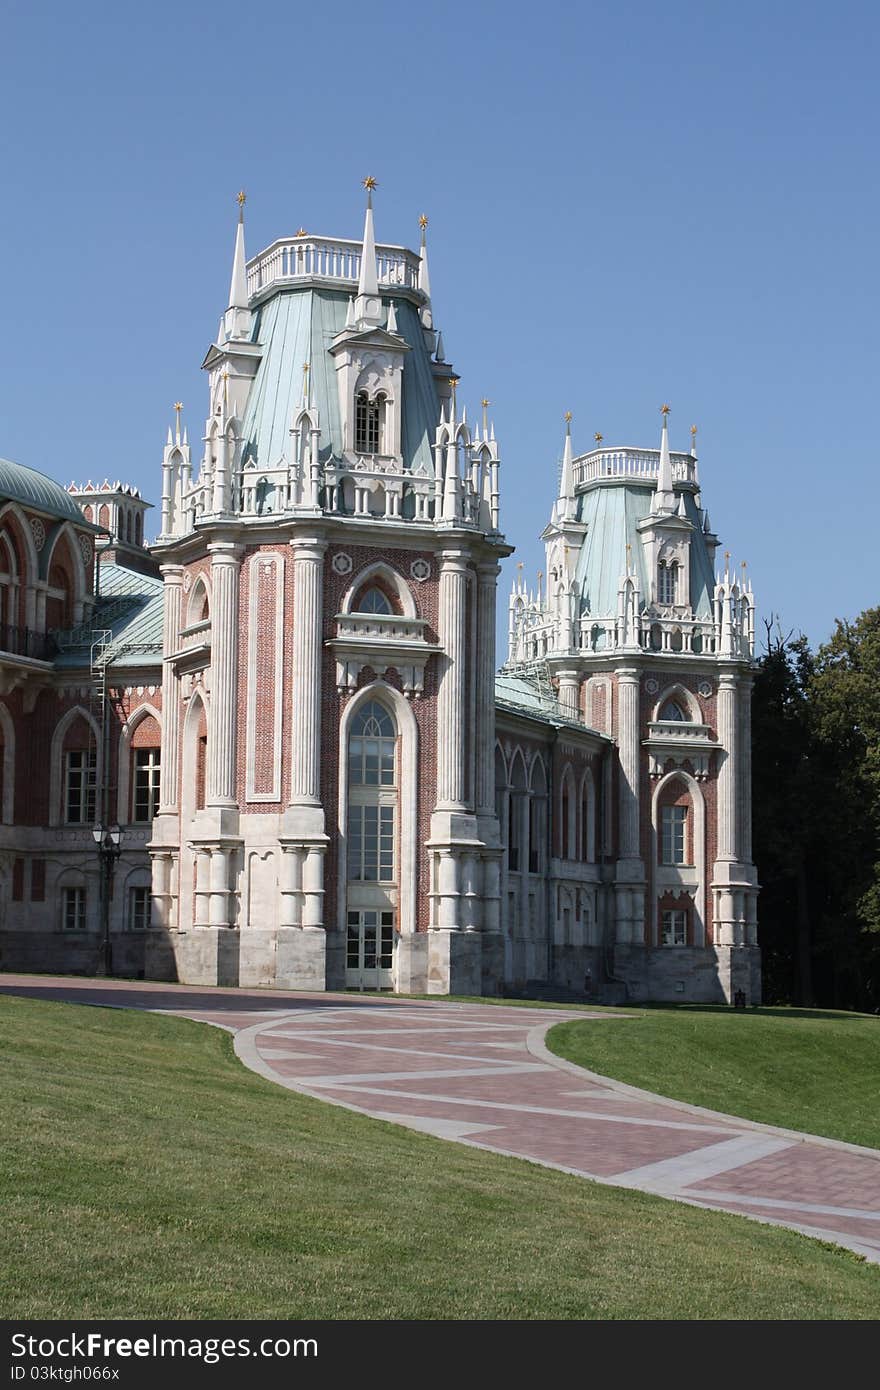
(547, 1006, 880, 1150)
(1, 995, 878, 1320)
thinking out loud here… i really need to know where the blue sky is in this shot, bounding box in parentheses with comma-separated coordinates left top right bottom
(1, 0, 877, 650)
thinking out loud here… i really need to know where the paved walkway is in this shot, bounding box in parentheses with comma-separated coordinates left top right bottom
(2, 975, 879, 1263)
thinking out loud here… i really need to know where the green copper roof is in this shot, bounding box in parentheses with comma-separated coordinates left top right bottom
(575, 484, 715, 621)
(240, 289, 437, 476)
(54, 563, 164, 670)
(0, 457, 85, 523)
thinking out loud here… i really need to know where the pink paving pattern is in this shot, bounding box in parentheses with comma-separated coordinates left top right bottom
(2, 975, 878, 1262)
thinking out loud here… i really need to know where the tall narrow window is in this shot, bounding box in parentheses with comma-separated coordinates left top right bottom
(132, 748, 161, 822)
(128, 886, 152, 931)
(658, 561, 678, 605)
(65, 750, 96, 825)
(354, 587, 392, 615)
(661, 804, 688, 865)
(347, 701, 397, 883)
(62, 887, 86, 931)
(355, 392, 382, 454)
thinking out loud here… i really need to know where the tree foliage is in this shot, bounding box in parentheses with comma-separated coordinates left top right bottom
(752, 609, 880, 1011)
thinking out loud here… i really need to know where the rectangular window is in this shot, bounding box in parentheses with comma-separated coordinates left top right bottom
(661, 909, 687, 946)
(12, 858, 24, 902)
(658, 563, 678, 605)
(62, 887, 86, 932)
(133, 748, 161, 822)
(661, 805, 688, 865)
(128, 886, 152, 931)
(65, 750, 97, 825)
(347, 804, 395, 882)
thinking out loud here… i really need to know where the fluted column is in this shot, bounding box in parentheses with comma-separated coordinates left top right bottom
(557, 668, 581, 722)
(617, 668, 640, 858)
(475, 562, 499, 817)
(158, 565, 183, 810)
(738, 675, 753, 863)
(435, 551, 469, 810)
(289, 538, 326, 805)
(717, 672, 738, 861)
(206, 544, 240, 806)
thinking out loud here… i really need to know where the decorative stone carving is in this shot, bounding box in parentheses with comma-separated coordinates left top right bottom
(410, 558, 431, 582)
(30, 518, 46, 552)
(332, 552, 353, 575)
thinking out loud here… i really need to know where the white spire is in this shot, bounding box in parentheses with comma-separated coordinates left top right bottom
(418, 214, 433, 329)
(655, 403, 675, 512)
(558, 412, 576, 521)
(224, 191, 252, 341)
(353, 177, 383, 328)
(387, 299, 398, 333)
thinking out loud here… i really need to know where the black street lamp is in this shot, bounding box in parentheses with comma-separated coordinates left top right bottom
(92, 823, 122, 976)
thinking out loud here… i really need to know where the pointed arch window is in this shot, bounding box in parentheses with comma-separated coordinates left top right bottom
(355, 587, 392, 616)
(659, 699, 688, 722)
(347, 700, 397, 884)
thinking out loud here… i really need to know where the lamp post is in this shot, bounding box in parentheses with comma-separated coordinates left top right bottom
(92, 823, 122, 976)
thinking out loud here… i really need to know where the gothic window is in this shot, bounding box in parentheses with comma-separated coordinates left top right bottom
(132, 747, 161, 822)
(62, 886, 86, 931)
(347, 701, 397, 884)
(661, 804, 688, 865)
(355, 391, 384, 454)
(658, 561, 678, 605)
(661, 908, 688, 946)
(355, 587, 392, 616)
(65, 750, 96, 825)
(659, 699, 688, 722)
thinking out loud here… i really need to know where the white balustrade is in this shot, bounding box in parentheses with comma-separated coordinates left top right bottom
(573, 447, 698, 489)
(247, 236, 422, 298)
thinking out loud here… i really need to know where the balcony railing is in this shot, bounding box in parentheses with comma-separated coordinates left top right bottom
(573, 447, 697, 489)
(247, 236, 423, 299)
(0, 625, 56, 661)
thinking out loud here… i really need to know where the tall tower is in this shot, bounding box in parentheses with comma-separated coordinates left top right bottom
(148, 185, 511, 995)
(508, 409, 760, 1004)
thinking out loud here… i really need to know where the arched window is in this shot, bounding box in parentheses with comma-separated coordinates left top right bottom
(659, 699, 688, 722)
(348, 700, 396, 795)
(658, 561, 678, 605)
(355, 392, 383, 454)
(354, 587, 392, 615)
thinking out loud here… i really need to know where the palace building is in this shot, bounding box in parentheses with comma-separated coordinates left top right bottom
(0, 189, 760, 1004)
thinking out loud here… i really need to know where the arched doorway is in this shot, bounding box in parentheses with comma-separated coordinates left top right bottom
(345, 698, 398, 989)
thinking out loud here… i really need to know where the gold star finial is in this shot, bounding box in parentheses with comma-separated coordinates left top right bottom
(564, 410, 572, 423)
(660, 403, 671, 415)
(419, 213, 429, 230)
(517, 561, 524, 572)
(363, 175, 378, 191)
(594, 431, 603, 444)
(236, 190, 246, 207)
(691, 423, 698, 436)
(725, 550, 731, 561)
(294, 227, 308, 238)
(481, 397, 490, 409)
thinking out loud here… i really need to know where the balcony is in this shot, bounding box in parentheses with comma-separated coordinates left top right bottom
(247, 235, 423, 302)
(0, 624, 55, 661)
(328, 612, 440, 700)
(573, 446, 698, 490)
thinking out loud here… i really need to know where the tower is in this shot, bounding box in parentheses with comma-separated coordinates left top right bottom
(507, 409, 760, 1003)
(148, 185, 511, 995)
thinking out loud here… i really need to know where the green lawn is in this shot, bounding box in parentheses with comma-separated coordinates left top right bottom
(547, 1006, 880, 1150)
(1, 998, 878, 1319)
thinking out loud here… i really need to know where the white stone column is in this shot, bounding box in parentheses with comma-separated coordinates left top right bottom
(209, 846, 230, 927)
(738, 675, 753, 863)
(617, 668, 640, 858)
(557, 668, 581, 722)
(158, 565, 183, 811)
(436, 849, 460, 928)
(150, 851, 173, 930)
(435, 551, 469, 811)
(717, 672, 739, 861)
(289, 537, 326, 806)
(279, 846, 304, 928)
(206, 544, 240, 807)
(475, 563, 499, 818)
(193, 849, 212, 927)
(301, 847, 326, 928)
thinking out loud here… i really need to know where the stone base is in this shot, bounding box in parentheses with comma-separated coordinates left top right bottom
(0, 930, 148, 978)
(609, 944, 762, 1004)
(275, 928, 326, 991)
(166, 927, 240, 987)
(395, 933, 428, 994)
(479, 931, 504, 996)
(552, 944, 603, 995)
(427, 929, 483, 996)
